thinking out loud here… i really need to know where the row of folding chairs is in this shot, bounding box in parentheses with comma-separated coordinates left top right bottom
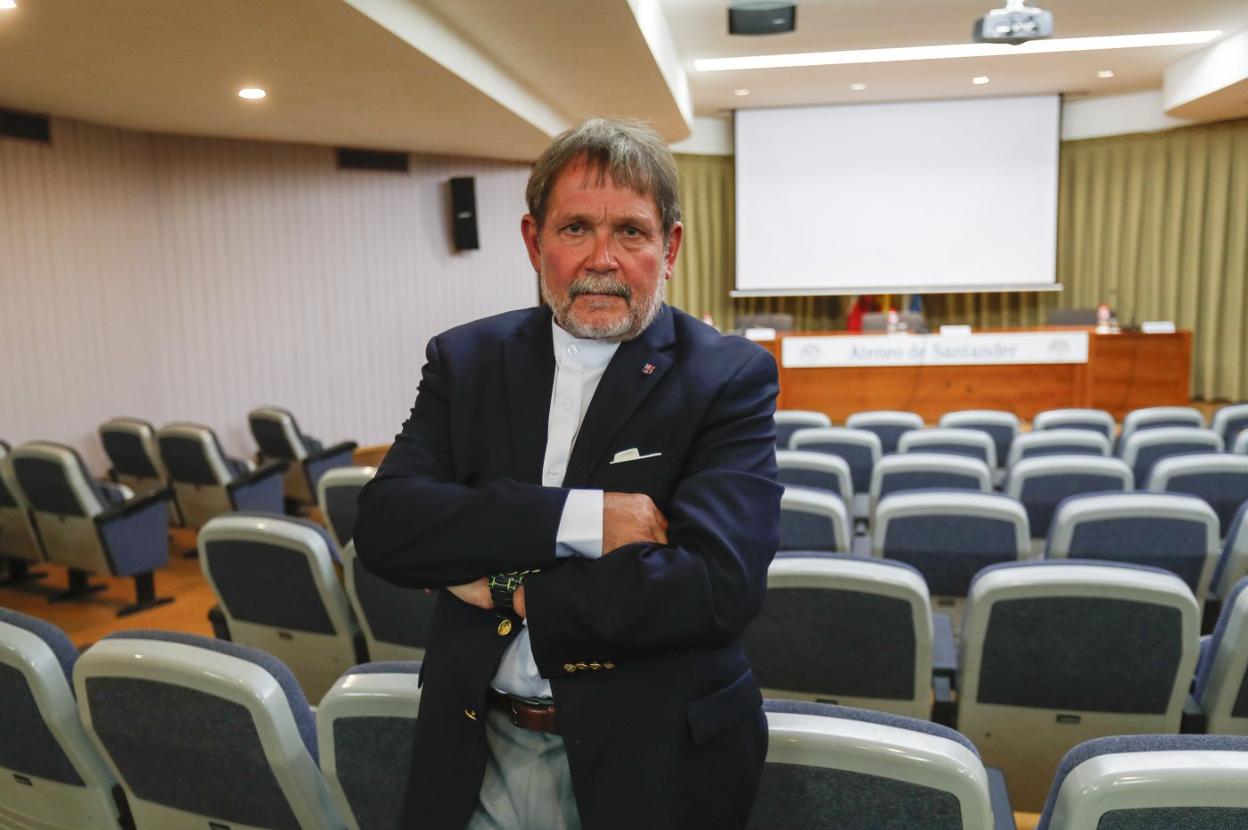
(4, 603, 1244, 830)
(777, 403, 1248, 456)
(746, 555, 1248, 811)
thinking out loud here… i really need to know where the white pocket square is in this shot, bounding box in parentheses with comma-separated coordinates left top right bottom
(610, 448, 662, 465)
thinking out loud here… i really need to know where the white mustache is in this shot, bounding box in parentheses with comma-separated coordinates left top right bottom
(567, 274, 631, 300)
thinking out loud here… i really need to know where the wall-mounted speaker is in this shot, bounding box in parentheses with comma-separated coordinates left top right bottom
(335, 148, 409, 173)
(728, 2, 796, 35)
(449, 177, 479, 251)
(0, 108, 51, 144)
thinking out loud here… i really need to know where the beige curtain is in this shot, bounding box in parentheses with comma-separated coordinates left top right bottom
(672, 118, 1248, 400)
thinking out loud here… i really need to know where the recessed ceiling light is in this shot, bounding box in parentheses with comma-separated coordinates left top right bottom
(693, 30, 1222, 72)
(238, 87, 267, 100)
(972, 76, 990, 85)
(1097, 69, 1115, 78)
(734, 88, 750, 96)
(850, 83, 867, 91)
(0, 1, 17, 11)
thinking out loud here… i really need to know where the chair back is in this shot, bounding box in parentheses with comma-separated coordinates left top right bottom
(779, 487, 850, 553)
(939, 410, 1019, 468)
(869, 454, 992, 519)
(776, 450, 852, 504)
(900, 428, 997, 469)
(1032, 408, 1115, 438)
(342, 542, 435, 662)
(157, 423, 238, 527)
(1006, 430, 1110, 465)
(1148, 453, 1248, 538)
(249, 406, 310, 462)
(1212, 403, 1248, 450)
(1119, 427, 1223, 487)
(845, 410, 923, 454)
(0, 440, 44, 563)
(1004, 455, 1132, 541)
(790, 427, 881, 493)
(774, 410, 831, 449)
(1195, 577, 1248, 735)
(317, 466, 377, 548)
(99, 417, 166, 496)
(1121, 406, 1206, 438)
(10, 442, 112, 573)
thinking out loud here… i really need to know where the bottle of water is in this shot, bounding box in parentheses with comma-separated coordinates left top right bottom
(886, 308, 900, 334)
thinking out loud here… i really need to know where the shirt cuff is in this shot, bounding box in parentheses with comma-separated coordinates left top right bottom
(555, 489, 604, 559)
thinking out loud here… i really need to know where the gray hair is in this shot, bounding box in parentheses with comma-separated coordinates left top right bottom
(525, 118, 681, 240)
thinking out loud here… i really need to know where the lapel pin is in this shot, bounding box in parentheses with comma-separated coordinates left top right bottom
(642, 363, 656, 375)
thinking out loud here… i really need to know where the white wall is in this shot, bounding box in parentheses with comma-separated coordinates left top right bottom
(0, 117, 536, 471)
(1061, 90, 1194, 140)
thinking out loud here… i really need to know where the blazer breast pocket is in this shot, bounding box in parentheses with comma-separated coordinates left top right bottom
(595, 451, 684, 491)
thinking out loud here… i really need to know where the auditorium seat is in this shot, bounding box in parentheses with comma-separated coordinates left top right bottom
(776, 450, 853, 505)
(157, 422, 286, 528)
(342, 542, 435, 662)
(869, 454, 993, 520)
(1121, 405, 1206, 438)
(1235, 429, 1248, 455)
(1046, 492, 1220, 602)
(1211, 503, 1248, 602)
(845, 410, 923, 454)
(748, 700, 1001, 830)
(774, 410, 831, 448)
(0, 439, 47, 585)
(1212, 402, 1248, 451)
(318, 662, 423, 830)
(1005, 430, 1111, 466)
(1118, 426, 1223, 487)
(1004, 456, 1133, 550)
(957, 561, 1200, 811)
(0, 608, 127, 829)
(1035, 734, 1248, 829)
(74, 630, 344, 828)
(11, 441, 173, 616)
(198, 513, 362, 700)
(1032, 408, 1115, 439)
(736, 312, 795, 332)
(248, 406, 358, 512)
(1148, 453, 1248, 538)
(939, 410, 1019, 469)
(316, 465, 376, 550)
(779, 487, 850, 553)
(1194, 576, 1248, 735)
(789, 427, 881, 498)
(871, 491, 1029, 604)
(899, 428, 997, 469)
(97, 417, 169, 501)
(745, 555, 933, 718)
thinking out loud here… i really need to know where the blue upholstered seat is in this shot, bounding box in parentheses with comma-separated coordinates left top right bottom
(790, 426, 882, 496)
(869, 453, 993, 520)
(1032, 408, 1116, 439)
(248, 406, 358, 510)
(744, 555, 934, 718)
(957, 561, 1201, 812)
(316, 465, 377, 549)
(0, 608, 125, 829)
(341, 541, 435, 662)
(157, 421, 286, 528)
(1121, 406, 1206, 439)
(1005, 430, 1111, 466)
(0, 439, 46, 582)
(1212, 403, 1248, 452)
(318, 661, 423, 830)
(1211, 502, 1248, 600)
(900, 427, 998, 469)
(1194, 576, 1248, 735)
(748, 699, 998, 829)
(1004, 455, 1132, 543)
(198, 513, 362, 700)
(74, 629, 344, 829)
(1036, 734, 1248, 829)
(939, 410, 1019, 469)
(1118, 427, 1224, 487)
(779, 486, 851, 553)
(1148, 453, 1248, 538)
(776, 450, 853, 505)
(774, 410, 832, 449)
(845, 410, 924, 454)
(10, 440, 173, 616)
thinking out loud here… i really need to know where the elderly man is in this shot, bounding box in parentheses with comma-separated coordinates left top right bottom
(354, 118, 781, 830)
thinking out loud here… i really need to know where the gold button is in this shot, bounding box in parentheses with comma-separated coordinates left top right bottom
(603, 662, 616, 670)
(576, 662, 589, 671)
(563, 663, 577, 673)
(589, 662, 602, 671)
(464, 709, 478, 721)
(497, 618, 513, 636)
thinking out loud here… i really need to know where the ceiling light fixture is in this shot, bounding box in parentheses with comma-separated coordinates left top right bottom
(1097, 69, 1115, 78)
(238, 87, 267, 100)
(693, 30, 1221, 72)
(734, 88, 750, 96)
(972, 75, 991, 85)
(850, 83, 867, 91)
(0, 1, 17, 10)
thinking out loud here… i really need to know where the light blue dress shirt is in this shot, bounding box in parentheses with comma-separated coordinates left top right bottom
(489, 320, 619, 699)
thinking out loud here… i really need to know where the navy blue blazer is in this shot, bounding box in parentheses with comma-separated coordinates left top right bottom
(355, 303, 782, 830)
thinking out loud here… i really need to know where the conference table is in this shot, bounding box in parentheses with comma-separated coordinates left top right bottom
(756, 327, 1192, 422)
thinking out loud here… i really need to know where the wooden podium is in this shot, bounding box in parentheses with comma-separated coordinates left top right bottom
(758, 328, 1192, 422)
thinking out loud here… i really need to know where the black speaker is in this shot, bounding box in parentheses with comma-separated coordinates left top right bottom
(728, 2, 796, 35)
(336, 147, 409, 173)
(0, 108, 51, 144)
(449, 177, 479, 251)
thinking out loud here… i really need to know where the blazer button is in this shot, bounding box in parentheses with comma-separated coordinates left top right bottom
(563, 663, 577, 673)
(464, 709, 478, 721)
(575, 662, 589, 671)
(603, 662, 616, 670)
(497, 619, 513, 636)
(589, 662, 602, 671)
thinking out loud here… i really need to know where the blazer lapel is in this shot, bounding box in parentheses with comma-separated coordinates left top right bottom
(502, 307, 556, 484)
(562, 306, 676, 487)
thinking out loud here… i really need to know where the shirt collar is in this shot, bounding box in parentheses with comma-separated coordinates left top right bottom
(550, 318, 620, 369)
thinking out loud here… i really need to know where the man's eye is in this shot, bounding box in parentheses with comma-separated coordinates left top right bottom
(621, 227, 642, 237)
(564, 223, 585, 234)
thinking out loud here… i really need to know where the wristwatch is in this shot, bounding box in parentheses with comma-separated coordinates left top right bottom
(488, 569, 537, 618)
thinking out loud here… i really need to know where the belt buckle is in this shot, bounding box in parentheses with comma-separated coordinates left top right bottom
(508, 697, 521, 728)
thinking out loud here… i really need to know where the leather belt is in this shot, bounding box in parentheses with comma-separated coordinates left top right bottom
(487, 689, 560, 735)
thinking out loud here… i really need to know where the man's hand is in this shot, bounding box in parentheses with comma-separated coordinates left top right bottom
(447, 577, 493, 610)
(603, 492, 668, 554)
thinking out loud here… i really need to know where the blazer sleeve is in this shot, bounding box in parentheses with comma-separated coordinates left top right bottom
(524, 347, 782, 669)
(352, 334, 568, 589)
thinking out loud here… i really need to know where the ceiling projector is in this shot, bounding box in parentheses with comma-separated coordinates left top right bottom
(973, 0, 1053, 45)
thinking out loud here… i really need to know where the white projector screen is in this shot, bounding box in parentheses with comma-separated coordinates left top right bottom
(734, 95, 1060, 295)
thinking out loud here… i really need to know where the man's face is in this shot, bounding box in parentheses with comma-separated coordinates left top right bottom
(523, 157, 683, 342)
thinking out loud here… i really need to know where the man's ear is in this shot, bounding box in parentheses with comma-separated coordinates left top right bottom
(662, 222, 684, 280)
(521, 214, 542, 273)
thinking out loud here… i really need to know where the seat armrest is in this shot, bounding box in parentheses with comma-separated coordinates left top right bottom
(986, 768, 1017, 830)
(231, 460, 287, 488)
(95, 487, 171, 523)
(1181, 693, 1207, 734)
(306, 440, 358, 465)
(932, 611, 958, 682)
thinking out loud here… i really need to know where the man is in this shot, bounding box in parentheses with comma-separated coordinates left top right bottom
(354, 118, 781, 830)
